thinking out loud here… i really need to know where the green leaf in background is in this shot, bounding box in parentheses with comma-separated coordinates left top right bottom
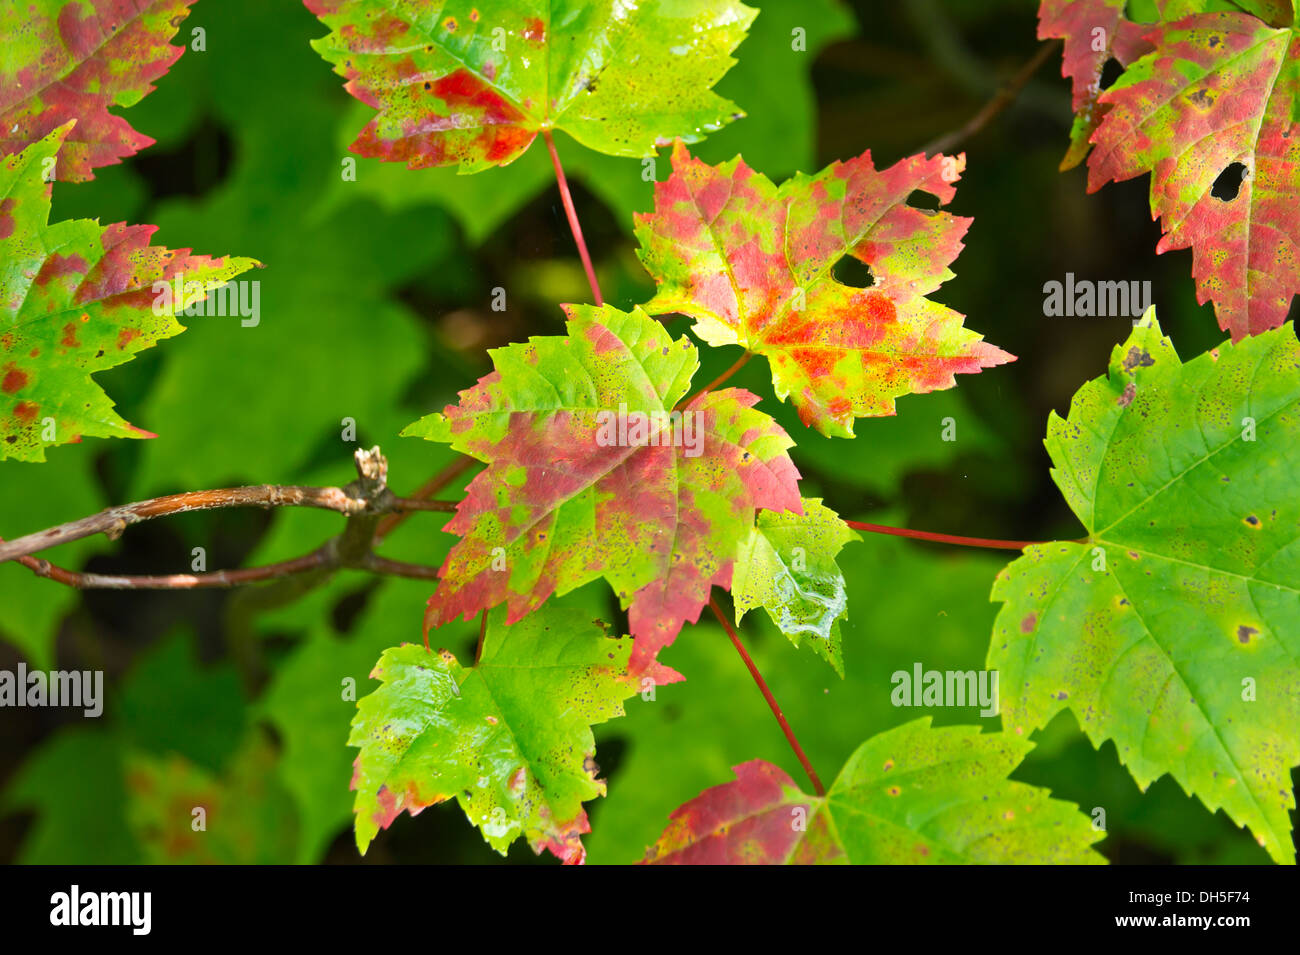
(0, 453, 101, 668)
(117, 0, 439, 494)
(642, 718, 1105, 864)
(0, 727, 139, 864)
(118, 631, 246, 773)
(990, 314, 1300, 864)
(349, 605, 638, 862)
(776, 386, 1005, 500)
(0, 0, 198, 181)
(124, 728, 299, 863)
(733, 497, 858, 676)
(1, 123, 258, 461)
(305, 0, 756, 172)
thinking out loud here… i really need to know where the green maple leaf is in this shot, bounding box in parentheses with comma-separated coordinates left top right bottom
(349, 606, 638, 863)
(732, 497, 859, 676)
(1079, 5, 1300, 339)
(405, 303, 802, 682)
(641, 718, 1104, 864)
(304, 0, 756, 172)
(0, 0, 198, 181)
(635, 142, 1013, 438)
(990, 313, 1300, 864)
(0, 124, 258, 461)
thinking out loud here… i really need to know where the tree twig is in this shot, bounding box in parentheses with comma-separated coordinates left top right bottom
(922, 39, 1061, 156)
(373, 454, 474, 544)
(0, 469, 450, 565)
(2, 446, 449, 592)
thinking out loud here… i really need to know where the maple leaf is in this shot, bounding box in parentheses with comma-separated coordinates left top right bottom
(732, 496, 859, 676)
(348, 606, 639, 863)
(1038, 0, 1153, 170)
(1086, 8, 1300, 340)
(0, 0, 198, 181)
(634, 142, 1013, 438)
(641, 719, 1105, 864)
(0, 124, 259, 461)
(124, 730, 298, 864)
(404, 303, 802, 682)
(991, 313, 1300, 864)
(304, 0, 756, 172)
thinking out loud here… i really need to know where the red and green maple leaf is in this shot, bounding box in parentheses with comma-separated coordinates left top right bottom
(1038, 0, 1153, 170)
(402, 304, 802, 682)
(304, 0, 756, 172)
(0, 0, 198, 182)
(641, 719, 1104, 865)
(1, 124, 258, 461)
(634, 142, 1013, 438)
(1079, 5, 1300, 340)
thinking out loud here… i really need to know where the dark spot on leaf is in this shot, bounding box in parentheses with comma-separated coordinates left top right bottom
(1117, 381, 1136, 407)
(1122, 347, 1154, 373)
(1, 365, 28, 394)
(1237, 625, 1258, 644)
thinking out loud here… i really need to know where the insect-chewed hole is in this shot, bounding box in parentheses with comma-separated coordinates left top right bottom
(832, 255, 875, 289)
(906, 189, 941, 212)
(1099, 57, 1124, 91)
(1211, 162, 1248, 201)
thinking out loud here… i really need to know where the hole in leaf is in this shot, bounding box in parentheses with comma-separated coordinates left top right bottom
(1211, 162, 1248, 201)
(906, 189, 940, 212)
(1099, 57, 1124, 91)
(832, 255, 875, 289)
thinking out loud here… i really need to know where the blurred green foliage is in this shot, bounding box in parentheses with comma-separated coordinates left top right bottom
(0, 0, 1282, 865)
